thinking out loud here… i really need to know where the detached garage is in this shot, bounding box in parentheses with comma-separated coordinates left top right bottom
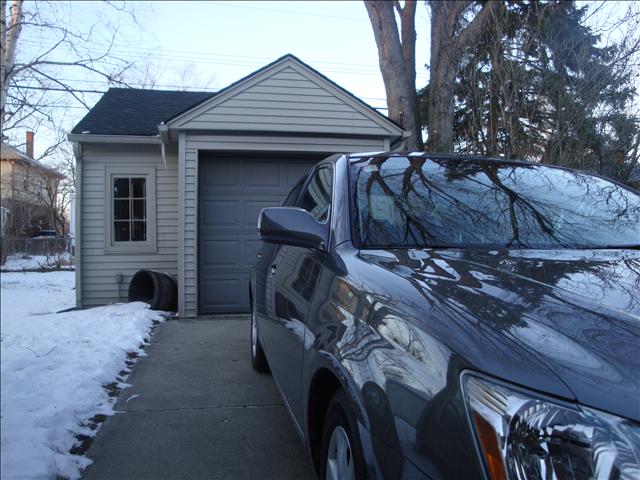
(69, 54, 404, 317)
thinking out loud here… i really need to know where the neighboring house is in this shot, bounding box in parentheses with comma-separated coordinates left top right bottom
(1, 133, 65, 236)
(69, 54, 405, 316)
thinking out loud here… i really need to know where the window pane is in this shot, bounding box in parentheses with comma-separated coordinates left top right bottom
(132, 200, 146, 220)
(298, 167, 332, 222)
(131, 221, 146, 241)
(282, 178, 305, 206)
(113, 178, 129, 198)
(114, 199, 130, 220)
(350, 157, 640, 249)
(131, 178, 146, 198)
(114, 221, 130, 241)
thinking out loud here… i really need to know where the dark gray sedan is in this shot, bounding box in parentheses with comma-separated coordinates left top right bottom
(249, 153, 640, 480)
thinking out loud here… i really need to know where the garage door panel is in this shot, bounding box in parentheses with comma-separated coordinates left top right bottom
(200, 240, 239, 267)
(201, 201, 242, 227)
(200, 278, 245, 312)
(245, 162, 281, 187)
(198, 155, 321, 314)
(203, 161, 242, 187)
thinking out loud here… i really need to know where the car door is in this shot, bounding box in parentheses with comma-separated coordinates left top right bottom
(255, 177, 306, 346)
(264, 164, 333, 428)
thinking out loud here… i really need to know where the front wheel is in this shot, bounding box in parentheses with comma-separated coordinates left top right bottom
(250, 301, 269, 373)
(321, 390, 367, 480)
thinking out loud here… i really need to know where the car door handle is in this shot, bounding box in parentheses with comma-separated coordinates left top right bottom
(270, 263, 277, 275)
(256, 251, 262, 260)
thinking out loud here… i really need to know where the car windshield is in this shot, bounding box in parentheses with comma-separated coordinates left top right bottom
(350, 156, 640, 249)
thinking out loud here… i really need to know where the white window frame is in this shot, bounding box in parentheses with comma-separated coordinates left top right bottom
(104, 165, 157, 254)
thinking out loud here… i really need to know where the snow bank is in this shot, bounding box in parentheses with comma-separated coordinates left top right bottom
(1, 253, 73, 272)
(1, 272, 168, 479)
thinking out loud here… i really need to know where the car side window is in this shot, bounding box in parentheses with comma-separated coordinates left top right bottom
(282, 178, 305, 207)
(298, 165, 333, 223)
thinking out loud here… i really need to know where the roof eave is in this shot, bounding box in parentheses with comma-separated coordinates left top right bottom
(68, 133, 161, 144)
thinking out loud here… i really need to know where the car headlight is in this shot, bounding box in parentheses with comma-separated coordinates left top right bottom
(461, 373, 640, 480)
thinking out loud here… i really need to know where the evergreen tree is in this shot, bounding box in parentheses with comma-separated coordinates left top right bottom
(420, 1, 639, 184)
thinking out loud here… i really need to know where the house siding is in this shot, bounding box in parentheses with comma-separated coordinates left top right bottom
(179, 133, 387, 317)
(171, 65, 397, 137)
(79, 142, 178, 307)
(75, 56, 404, 316)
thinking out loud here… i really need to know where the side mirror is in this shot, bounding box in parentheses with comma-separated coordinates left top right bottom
(258, 207, 327, 251)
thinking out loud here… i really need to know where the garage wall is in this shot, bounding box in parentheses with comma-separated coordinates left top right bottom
(79, 142, 179, 307)
(170, 59, 400, 138)
(178, 134, 388, 317)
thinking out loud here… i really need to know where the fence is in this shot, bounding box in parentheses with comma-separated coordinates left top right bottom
(2, 237, 72, 257)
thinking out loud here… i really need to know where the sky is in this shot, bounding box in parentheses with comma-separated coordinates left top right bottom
(13, 0, 431, 159)
(10, 0, 635, 159)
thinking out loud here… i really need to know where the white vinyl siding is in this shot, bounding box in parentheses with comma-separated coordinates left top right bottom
(170, 62, 400, 137)
(79, 143, 177, 308)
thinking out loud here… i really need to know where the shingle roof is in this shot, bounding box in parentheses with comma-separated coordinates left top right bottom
(70, 54, 402, 137)
(70, 88, 215, 136)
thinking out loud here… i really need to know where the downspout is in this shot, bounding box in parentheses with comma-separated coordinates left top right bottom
(72, 141, 83, 309)
(158, 123, 169, 171)
(177, 132, 186, 317)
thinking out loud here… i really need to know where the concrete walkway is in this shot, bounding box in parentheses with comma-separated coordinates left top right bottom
(82, 317, 316, 480)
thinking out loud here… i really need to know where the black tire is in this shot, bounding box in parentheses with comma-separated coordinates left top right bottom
(320, 389, 367, 480)
(250, 300, 270, 373)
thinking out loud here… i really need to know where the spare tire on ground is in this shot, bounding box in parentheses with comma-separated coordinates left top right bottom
(128, 269, 177, 312)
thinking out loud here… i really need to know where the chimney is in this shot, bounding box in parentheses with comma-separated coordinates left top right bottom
(26, 131, 34, 159)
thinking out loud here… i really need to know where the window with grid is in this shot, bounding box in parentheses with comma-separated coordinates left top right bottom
(113, 177, 147, 242)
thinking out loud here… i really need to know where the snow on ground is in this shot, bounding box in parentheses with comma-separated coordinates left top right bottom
(1, 271, 168, 479)
(2, 253, 73, 272)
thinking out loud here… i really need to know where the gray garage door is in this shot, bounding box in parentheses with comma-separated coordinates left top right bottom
(198, 153, 322, 314)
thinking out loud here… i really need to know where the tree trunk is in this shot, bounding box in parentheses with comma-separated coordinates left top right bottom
(427, 1, 499, 153)
(1, 0, 23, 132)
(396, 1, 421, 148)
(427, 1, 460, 152)
(365, 1, 421, 151)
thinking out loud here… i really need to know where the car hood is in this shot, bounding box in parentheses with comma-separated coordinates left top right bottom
(359, 248, 640, 421)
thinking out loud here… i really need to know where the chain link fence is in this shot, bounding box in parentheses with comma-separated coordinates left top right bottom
(1, 237, 72, 259)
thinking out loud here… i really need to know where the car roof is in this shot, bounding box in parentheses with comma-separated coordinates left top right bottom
(347, 151, 534, 166)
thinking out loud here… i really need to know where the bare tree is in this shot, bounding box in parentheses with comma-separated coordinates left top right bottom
(426, 1, 500, 153)
(1, 0, 140, 143)
(364, 1, 421, 150)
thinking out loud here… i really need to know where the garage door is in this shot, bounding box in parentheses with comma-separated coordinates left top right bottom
(198, 154, 322, 314)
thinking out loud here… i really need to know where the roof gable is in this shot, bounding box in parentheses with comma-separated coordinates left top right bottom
(167, 55, 402, 137)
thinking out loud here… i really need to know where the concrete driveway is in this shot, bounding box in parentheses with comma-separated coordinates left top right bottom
(82, 316, 316, 480)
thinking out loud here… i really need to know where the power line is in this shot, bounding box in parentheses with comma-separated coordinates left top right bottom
(15, 78, 390, 103)
(13, 85, 105, 94)
(206, 1, 368, 22)
(17, 40, 430, 79)
(11, 85, 389, 110)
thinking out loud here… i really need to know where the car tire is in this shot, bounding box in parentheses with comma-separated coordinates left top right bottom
(320, 389, 367, 480)
(250, 300, 269, 373)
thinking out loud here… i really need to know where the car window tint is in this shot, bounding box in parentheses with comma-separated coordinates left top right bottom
(298, 166, 333, 222)
(350, 156, 640, 249)
(282, 178, 305, 207)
